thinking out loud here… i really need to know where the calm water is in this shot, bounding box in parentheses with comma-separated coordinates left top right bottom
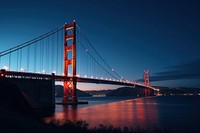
(44, 96, 200, 132)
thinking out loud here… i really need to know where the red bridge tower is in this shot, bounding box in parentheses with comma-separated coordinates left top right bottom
(63, 20, 77, 102)
(144, 70, 151, 96)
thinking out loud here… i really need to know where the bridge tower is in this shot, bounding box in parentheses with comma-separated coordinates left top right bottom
(63, 20, 77, 102)
(144, 70, 151, 96)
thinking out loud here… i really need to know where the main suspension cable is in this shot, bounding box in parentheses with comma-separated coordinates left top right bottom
(76, 24, 126, 80)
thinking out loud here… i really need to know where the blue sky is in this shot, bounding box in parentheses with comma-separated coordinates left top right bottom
(0, 0, 200, 89)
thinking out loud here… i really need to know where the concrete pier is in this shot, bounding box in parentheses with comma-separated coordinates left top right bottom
(0, 76, 55, 114)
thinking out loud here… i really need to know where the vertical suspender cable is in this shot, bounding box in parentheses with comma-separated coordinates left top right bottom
(43, 39, 45, 72)
(79, 30, 81, 76)
(0, 55, 1, 69)
(9, 50, 11, 71)
(34, 42, 36, 72)
(40, 40, 42, 72)
(91, 47, 93, 77)
(45, 39, 47, 73)
(90, 46, 92, 77)
(86, 42, 88, 77)
(77, 28, 80, 75)
(27, 45, 30, 72)
(61, 27, 64, 75)
(19, 49, 22, 71)
(45, 38, 47, 73)
(50, 35, 52, 72)
(17, 49, 19, 71)
(47, 37, 49, 73)
(41, 39, 44, 72)
(56, 30, 59, 74)
(52, 34, 55, 72)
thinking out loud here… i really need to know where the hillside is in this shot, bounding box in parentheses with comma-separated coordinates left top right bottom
(85, 90, 112, 96)
(106, 87, 145, 97)
(55, 85, 92, 97)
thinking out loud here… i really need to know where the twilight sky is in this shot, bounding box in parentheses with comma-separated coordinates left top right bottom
(0, 0, 200, 89)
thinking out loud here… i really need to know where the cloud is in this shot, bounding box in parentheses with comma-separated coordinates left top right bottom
(150, 59, 200, 82)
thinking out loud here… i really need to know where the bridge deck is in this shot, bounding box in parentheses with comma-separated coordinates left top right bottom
(0, 70, 159, 91)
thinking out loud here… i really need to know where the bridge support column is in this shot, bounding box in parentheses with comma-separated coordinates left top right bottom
(63, 78, 77, 102)
(63, 20, 78, 103)
(145, 88, 151, 96)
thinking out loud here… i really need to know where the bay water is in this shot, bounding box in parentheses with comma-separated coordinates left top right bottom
(44, 96, 200, 132)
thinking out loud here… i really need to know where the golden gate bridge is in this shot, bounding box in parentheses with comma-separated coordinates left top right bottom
(0, 20, 159, 104)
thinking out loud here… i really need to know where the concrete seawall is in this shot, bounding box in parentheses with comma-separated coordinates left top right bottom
(0, 77, 55, 115)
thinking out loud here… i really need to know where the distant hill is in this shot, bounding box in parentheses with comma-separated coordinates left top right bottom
(55, 85, 92, 97)
(85, 90, 112, 96)
(106, 87, 145, 97)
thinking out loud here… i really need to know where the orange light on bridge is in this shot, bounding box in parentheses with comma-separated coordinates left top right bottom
(3, 66, 9, 71)
(67, 81, 72, 87)
(20, 68, 24, 72)
(76, 74, 80, 77)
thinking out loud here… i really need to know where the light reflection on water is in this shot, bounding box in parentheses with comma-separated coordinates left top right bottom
(44, 97, 159, 128)
(44, 96, 200, 132)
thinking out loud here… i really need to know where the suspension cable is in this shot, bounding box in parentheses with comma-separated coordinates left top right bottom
(0, 25, 64, 57)
(78, 40, 118, 79)
(76, 24, 125, 80)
